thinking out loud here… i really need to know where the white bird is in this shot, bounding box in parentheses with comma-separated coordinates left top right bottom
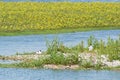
(36, 50, 42, 55)
(88, 45, 93, 51)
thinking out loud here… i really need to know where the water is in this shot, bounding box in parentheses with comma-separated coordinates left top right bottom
(0, 30, 120, 56)
(0, 60, 21, 64)
(1, 0, 120, 2)
(0, 68, 120, 80)
(0, 30, 120, 79)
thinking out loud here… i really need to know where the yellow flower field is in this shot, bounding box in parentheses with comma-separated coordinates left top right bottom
(0, 2, 120, 31)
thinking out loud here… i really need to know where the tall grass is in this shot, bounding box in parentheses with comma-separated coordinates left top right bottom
(15, 59, 44, 68)
(46, 37, 60, 54)
(46, 35, 120, 64)
(46, 36, 120, 60)
(91, 36, 120, 61)
(15, 35, 120, 68)
(43, 53, 78, 65)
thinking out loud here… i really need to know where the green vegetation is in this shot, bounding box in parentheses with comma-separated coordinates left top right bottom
(0, 27, 119, 36)
(46, 36, 120, 61)
(0, 2, 120, 36)
(15, 59, 44, 68)
(0, 64, 15, 68)
(13, 36, 120, 69)
(0, 36, 119, 69)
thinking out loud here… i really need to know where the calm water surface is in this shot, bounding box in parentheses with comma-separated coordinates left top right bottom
(0, 60, 21, 64)
(0, 68, 120, 80)
(0, 30, 120, 56)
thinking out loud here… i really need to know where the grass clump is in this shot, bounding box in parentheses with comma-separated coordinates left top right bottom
(45, 37, 79, 65)
(46, 53, 78, 65)
(15, 59, 44, 68)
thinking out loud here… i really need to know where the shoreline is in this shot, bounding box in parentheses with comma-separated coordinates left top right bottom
(0, 27, 120, 36)
(0, 52, 120, 70)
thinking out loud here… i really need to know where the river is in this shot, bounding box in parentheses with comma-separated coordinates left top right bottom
(0, 68, 120, 80)
(0, 30, 120, 56)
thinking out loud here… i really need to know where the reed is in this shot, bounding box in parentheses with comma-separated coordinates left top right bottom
(93, 36, 120, 61)
(46, 36, 120, 60)
(46, 37, 61, 54)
